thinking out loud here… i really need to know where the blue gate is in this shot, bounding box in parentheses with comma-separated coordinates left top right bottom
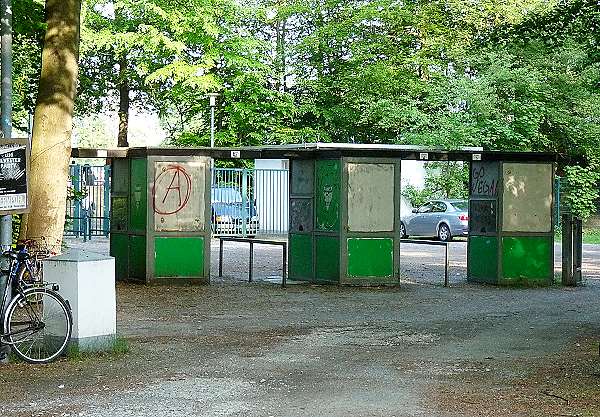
(65, 164, 111, 239)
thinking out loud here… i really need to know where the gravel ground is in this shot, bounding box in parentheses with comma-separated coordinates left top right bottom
(0, 237, 598, 417)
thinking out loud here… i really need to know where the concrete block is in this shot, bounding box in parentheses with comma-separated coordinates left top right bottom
(43, 250, 116, 352)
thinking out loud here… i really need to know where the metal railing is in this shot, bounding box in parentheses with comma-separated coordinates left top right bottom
(65, 164, 111, 238)
(212, 167, 288, 237)
(217, 237, 287, 288)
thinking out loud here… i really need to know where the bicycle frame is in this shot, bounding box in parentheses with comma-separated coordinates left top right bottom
(0, 253, 39, 342)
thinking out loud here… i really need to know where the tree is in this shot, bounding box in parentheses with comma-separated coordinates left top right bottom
(20, 0, 82, 251)
(78, 0, 188, 146)
(12, 0, 44, 132)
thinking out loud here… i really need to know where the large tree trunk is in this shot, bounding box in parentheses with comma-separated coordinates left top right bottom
(20, 0, 82, 253)
(117, 57, 130, 147)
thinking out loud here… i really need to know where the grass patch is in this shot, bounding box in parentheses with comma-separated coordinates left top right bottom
(555, 228, 600, 245)
(66, 336, 130, 361)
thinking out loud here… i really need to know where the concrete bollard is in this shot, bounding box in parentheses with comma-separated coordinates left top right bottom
(43, 250, 116, 352)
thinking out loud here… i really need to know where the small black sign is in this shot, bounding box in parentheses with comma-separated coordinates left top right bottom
(0, 140, 29, 214)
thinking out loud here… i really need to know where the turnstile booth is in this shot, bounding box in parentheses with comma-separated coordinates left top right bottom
(110, 151, 212, 283)
(467, 161, 555, 285)
(285, 146, 555, 286)
(93, 144, 555, 286)
(289, 158, 402, 285)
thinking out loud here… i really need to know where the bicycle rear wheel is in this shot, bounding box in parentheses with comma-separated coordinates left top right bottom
(3, 289, 72, 364)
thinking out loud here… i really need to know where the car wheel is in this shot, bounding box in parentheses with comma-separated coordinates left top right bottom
(438, 223, 452, 242)
(400, 222, 408, 239)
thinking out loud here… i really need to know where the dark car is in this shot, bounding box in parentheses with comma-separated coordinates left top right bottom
(400, 199, 469, 241)
(211, 186, 259, 236)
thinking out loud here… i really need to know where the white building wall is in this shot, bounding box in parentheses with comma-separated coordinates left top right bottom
(254, 159, 289, 234)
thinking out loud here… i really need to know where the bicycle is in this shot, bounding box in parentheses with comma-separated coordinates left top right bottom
(0, 247, 72, 364)
(14, 239, 56, 286)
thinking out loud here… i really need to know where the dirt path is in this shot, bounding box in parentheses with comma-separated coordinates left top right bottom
(1, 275, 599, 416)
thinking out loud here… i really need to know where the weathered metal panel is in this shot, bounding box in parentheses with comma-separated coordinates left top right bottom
(152, 160, 206, 232)
(502, 163, 553, 232)
(291, 159, 314, 195)
(289, 233, 313, 280)
(290, 198, 313, 233)
(111, 196, 128, 232)
(154, 237, 204, 277)
(347, 238, 394, 278)
(315, 160, 340, 232)
(467, 236, 498, 283)
(129, 158, 147, 232)
(501, 236, 552, 281)
(347, 163, 395, 232)
(471, 161, 499, 198)
(315, 236, 339, 282)
(469, 200, 497, 234)
(112, 158, 129, 195)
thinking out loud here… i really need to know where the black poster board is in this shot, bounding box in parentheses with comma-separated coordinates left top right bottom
(0, 139, 29, 215)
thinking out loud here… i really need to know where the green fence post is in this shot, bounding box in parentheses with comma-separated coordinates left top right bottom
(555, 177, 561, 228)
(241, 168, 248, 237)
(73, 164, 81, 237)
(103, 165, 111, 237)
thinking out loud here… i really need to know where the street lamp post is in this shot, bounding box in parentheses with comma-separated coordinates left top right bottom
(1, 0, 12, 252)
(208, 93, 218, 149)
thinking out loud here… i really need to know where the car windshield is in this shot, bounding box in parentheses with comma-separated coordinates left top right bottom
(212, 187, 243, 203)
(450, 201, 468, 211)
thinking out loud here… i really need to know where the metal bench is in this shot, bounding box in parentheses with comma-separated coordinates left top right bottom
(217, 237, 287, 288)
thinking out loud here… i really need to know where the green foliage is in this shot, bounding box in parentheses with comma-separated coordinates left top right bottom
(402, 162, 469, 207)
(61, 0, 600, 213)
(423, 162, 469, 199)
(563, 165, 600, 219)
(12, 0, 45, 131)
(402, 184, 429, 208)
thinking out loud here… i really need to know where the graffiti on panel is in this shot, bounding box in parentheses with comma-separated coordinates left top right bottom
(469, 199, 497, 234)
(471, 162, 498, 198)
(315, 160, 340, 231)
(153, 165, 192, 215)
(152, 161, 205, 232)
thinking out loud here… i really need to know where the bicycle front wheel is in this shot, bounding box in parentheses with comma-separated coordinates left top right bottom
(3, 289, 72, 364)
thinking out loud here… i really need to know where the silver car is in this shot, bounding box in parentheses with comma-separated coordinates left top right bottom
(400, 199, 469, 241)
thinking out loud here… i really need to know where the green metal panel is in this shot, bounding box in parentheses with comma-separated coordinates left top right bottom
(289, 233, 313, 280)
(315, 236, 339, 282)
(111, 196, 128, 232)
(467, 236, 498, 283)
(502, 236, 552, 282)
(347, 238, 394, 278)
(110, 233, 129, 281)
(129, 235, 146, 280)
(315, 160, 340, 232)
(154, 237, 204, 277)
(129, 158, 147, 231)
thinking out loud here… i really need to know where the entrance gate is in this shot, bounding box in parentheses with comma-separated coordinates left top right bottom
(78, 144, 555, 286)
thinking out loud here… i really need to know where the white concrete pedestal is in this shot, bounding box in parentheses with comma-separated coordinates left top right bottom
(43, 250, 116, 352)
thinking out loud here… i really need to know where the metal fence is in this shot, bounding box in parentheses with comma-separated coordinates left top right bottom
(65, 164, 111, 239)
(65, 164, 289, 239)
(212, 167, 289, 237)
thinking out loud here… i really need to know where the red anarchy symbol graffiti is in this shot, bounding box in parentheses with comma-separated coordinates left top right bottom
(152, 165, 192, 215)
